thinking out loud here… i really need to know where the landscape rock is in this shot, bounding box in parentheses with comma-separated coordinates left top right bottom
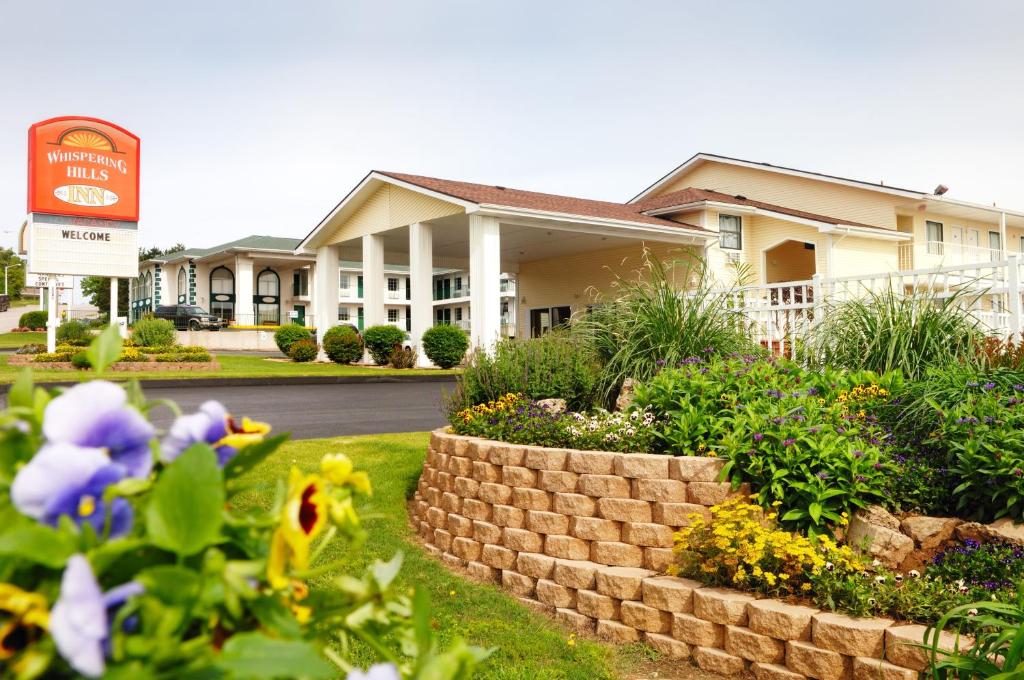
(614, 378, 636, 411)
(900, 515, 961, 550)
(536, 398, 567, 415)
(846, 507, 914, 568)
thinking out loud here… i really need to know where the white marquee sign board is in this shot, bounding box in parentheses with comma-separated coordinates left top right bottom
(26, 213, 139, 278)
(28, 273, 71, 290)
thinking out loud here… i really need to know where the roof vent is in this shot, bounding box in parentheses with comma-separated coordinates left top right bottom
(933, 184, 949, 196)
(734, 194, 747, 201)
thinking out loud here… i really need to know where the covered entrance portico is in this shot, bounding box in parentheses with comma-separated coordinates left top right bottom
(299, 172, 712, 365)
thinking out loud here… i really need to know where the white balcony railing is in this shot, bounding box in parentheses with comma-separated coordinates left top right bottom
(899, 241, 1003, 269)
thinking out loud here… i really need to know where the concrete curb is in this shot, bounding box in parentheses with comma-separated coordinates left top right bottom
(0, 373, 457, 393)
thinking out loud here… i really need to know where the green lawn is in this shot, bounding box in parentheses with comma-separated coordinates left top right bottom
(0, 332, 45, 349)
(0, 353, 457, 384)
(10, 298, 39, 308)
(232, 433, 673, 680)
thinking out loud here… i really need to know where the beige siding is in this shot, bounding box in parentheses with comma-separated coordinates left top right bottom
(830, 236, 899, 278)
(905, 211, 1006, 269)
(324, 185, 464, 245)
(654, 161, 900, 230)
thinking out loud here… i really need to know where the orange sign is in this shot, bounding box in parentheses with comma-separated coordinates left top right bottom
(28, 116, 140, 222)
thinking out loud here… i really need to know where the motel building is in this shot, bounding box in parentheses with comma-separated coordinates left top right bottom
(136, 153, 1024, 363)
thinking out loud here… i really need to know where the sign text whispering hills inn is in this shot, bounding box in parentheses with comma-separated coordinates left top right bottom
(25, 117, 140, 278)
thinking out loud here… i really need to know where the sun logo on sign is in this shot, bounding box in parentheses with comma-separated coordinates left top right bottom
(55, 127, 117, 152)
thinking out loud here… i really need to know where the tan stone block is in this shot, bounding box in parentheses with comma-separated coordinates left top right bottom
(472, 520, 503, 544)
(503, 527, 543, 553)
(553, 559, 602, 590)
(429, 430, 446, 452)
(786, 640, 847, 680)
(671, 612, 724, 647)
(448, 456, 473, 477)
(478, 482, 513, 505)
(555, 607, 595, 634)
(448, 514, 474, 538)
(526, 510, 570, 535)
(853, 656, 918, 680)
(425, 487, 442, 507)
(726, 625, 786, 663)
(692, 646, 747, 675)
(466, 560, 499, 583)
(481, 544, 516, 570)
(422, 542, 442, 558)
(568, 450, 618, 474)
(502, 466, 538, 487)
(516, 595, 552, 615)
(614, 453, 670, 479)
(571, 516, 621, 542)
(501, 570, 535, 597)
(512, 487, 551, 511)
(462, 498, 492, 521)
(900, 516, 961, 551)
(596, 619, 641, 643)
(631, 478, 687, 502)
(651, 502, 711, 526)
(450, 436, 471, 457)
(578, 474, 631, 498)
(748, 599, 819, 641)
(621, 601, 671, 633)
(426, 506, 448, 529)
(436, 434, 454, 455)
(436, 471, 454, 492)
(687, 481, 747, 506)
(752, 662, 805, 680)
(489, 442, 526, 466)
(596, 498, 652, 522)
(536, 579, 577, 608)
(441, 491, 463, 513)
(492, 504, 525, 528)
(622, 522, 675, 548)
(642, 576, 700, 613)
(441, 553, 465, 569)
(517, 551, 557, 579)
(553, 493, 596, 517)
(645, 632, 690, 659)
(464, 439, 489, 462)
(644, 547, 675, 572)
(537, 470, 579, 493)
(524, 447, 569, 471)
(670, 455, 727, 483)
(693, 587, 757, 625)
(596, 566, 654, 600)
(433, 528, 453, 552)
(472, 461, 501, 483)
(885, 624, 966, 672)
(545, 535, 591, 560)
(592, 541, 644, 567)
(451, 537, 482, 562)
(577, 589, 620, 620)
(812, 612, 893, 658)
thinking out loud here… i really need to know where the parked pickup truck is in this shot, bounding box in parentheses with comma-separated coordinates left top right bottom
(154, 305, 226, 331)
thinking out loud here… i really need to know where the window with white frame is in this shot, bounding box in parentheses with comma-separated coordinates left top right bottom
(339, 273, 350, 289)
(719, 215, 742, 250)
(338, 307, 350, 321)
(388, 308, 399, 323)
(926, 221, 943, 255)
(990, 231, 1002, 262)
(455, 308, 462, 322)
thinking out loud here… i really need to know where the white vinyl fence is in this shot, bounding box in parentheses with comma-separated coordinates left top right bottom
(722, 254, 1024, 360)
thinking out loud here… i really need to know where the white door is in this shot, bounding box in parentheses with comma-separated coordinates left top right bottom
(951, 226, 964, 246)
(967, 229, 980, 248)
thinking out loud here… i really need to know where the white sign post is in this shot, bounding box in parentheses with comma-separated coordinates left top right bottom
(46, 279, 57, 353)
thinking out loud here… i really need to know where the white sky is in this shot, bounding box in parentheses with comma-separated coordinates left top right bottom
(1, 0, 1023, 253)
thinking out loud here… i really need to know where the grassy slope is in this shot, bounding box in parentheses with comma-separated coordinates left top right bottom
(0, 332, 45, 349)
(232, 433, 658, 680)
(0, 353, 456, 384)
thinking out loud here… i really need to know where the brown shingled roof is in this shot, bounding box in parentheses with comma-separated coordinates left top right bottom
(376, 171, 709, 233)
(634, 187, 894, 233)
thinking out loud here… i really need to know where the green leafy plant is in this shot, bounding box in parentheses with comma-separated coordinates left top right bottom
(363, 325, 406, 365)
(19, 310, 47, 329)
(70, 351, 91, 370)
(56, 319, 89, 345)
(288, 338, 319, 362)
(389, 344, 417, 369)
(131, 317, 176, 347)
(323, 325, 363, 364)
(274, 323, 313, 355)
(422, 324, 469, 369)
(926, 587, 1024, 678)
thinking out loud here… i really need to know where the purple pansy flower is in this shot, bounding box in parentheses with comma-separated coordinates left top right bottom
(161, 400, 268, 466)
(753, 432, 764, 442)
(347, 664, 400, 680)
(10, 443, 133, 537)
(43, 381, 155, 478)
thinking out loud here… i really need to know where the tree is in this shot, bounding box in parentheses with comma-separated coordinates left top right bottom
(81, 244, 187, 313)
(0, 249, 26, 299)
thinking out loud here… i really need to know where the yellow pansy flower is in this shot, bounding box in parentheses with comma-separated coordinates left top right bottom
(267, 468, 328, 588)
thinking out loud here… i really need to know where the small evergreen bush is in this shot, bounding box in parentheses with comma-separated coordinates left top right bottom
(19, 310, 47, 329)
(131, 317, 176, 347)
(57, 320, 89, 345)
(274, 323, 312, 355)
(323, 325, 363, 364)
(389, 345, 417, 369)
(70, 351, 91, 370)
(363, 325, 407, 365)
(422, 324, 469, 368)
(288, 339, 319, 362)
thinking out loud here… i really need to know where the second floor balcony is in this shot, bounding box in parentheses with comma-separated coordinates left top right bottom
(898, 241, 1003, 270)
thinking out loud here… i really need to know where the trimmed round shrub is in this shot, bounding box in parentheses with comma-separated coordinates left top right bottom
(57, 320, 89, 345)
(274, 323, 312, 355)
(323, 325, 363, 364)
(70, 351, 91, 370)
(288, 339, 319, 362)
(422, 324, 469, 368)
(131, 317, 176, 347)
(19, 310, 47, 329)
(363, 325, 406, 365)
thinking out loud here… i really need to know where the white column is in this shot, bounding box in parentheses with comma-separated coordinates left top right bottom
(469, 214, 502, 352)
(235, 256, 254, 325)
(110, 277, 119, 327)
(409, 222, 434, 367)
(313, 246, 340, 360)
(362, 233, 385, 328)
(46, 279, 57, 353)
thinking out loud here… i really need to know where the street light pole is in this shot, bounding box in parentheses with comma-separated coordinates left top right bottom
(4, 263, 20, 296)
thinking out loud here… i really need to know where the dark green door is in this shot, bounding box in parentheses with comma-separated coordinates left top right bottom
(293, 305, 305, 326)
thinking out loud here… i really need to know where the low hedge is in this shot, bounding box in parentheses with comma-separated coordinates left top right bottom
(422, 324, 469, 368)
(363, 325, 406, 365)
(323, 326, 363, 364)
(19, 310, 47, 329)
(274, 323, 312, 355)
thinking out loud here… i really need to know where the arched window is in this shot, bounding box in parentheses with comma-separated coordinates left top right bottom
(255, 268, 280, 325)
(209, 266, 235, 322)
(177, 267, 187, 304)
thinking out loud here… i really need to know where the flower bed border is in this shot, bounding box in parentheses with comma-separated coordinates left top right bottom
(7, 355, 221, 372)
(411, 429, 965, 680)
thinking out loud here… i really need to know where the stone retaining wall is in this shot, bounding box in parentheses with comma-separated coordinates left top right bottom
(411, 429, 961, 680)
